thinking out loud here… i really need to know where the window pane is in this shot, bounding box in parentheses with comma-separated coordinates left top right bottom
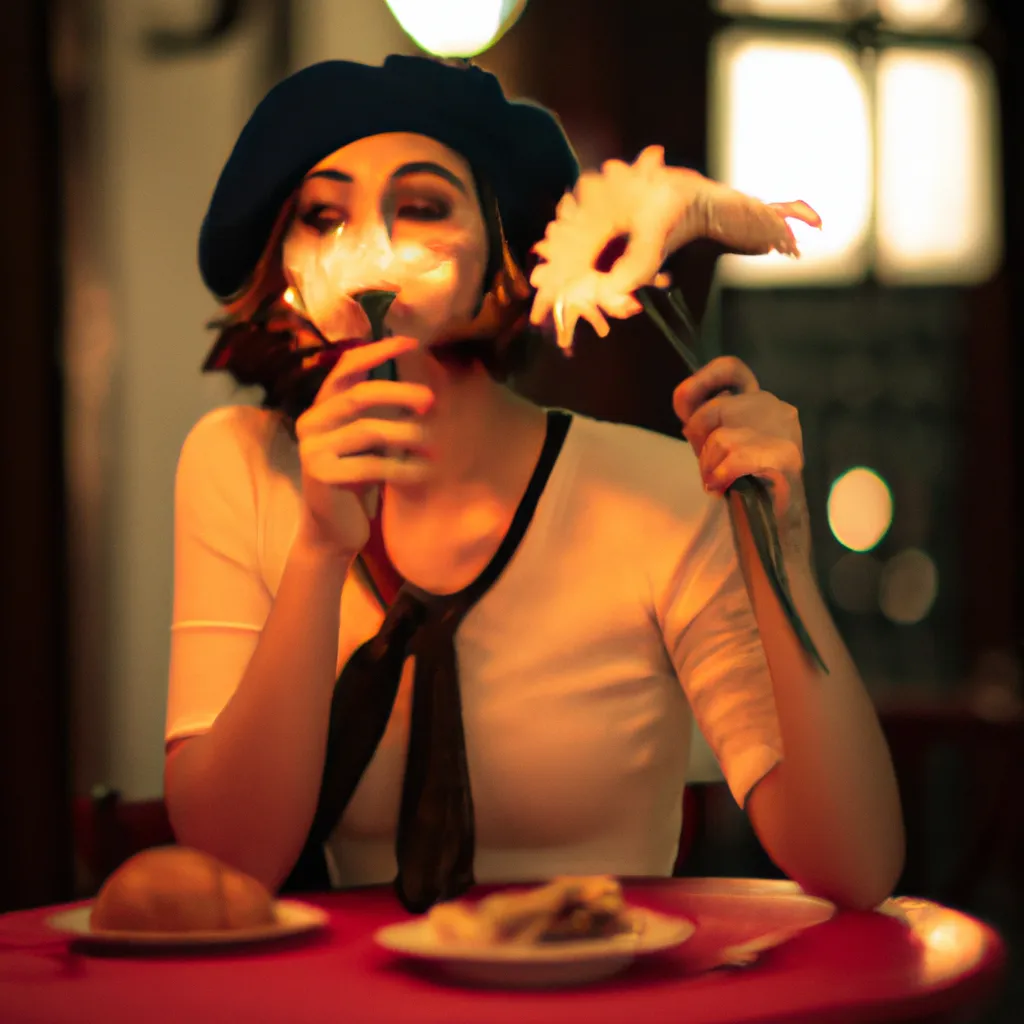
(877, 0, 975, 33)
(875, 46, 1002, 284)
(713, 0, 848, 20)
(710, 30, 873, 286)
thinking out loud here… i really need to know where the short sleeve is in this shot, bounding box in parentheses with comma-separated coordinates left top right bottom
(653, 487, 783, 809)
(165, 408, 273, 745)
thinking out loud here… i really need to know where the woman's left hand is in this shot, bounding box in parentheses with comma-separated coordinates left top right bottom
(673, 356, 804, 518)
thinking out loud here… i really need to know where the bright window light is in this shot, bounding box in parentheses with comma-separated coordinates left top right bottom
(875, 46, 1002, 284)
(385, 0, 528, 58)
(710, 31, 873, 286)
(716, 0, 974, 28)
(877, 0, 973, 32)
(714, 0, 847, 19)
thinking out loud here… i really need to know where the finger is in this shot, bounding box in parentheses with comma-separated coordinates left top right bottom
(304, 417, 430, 460)
(769, 200, 822, 231)
(697, 426, 760, 481)
(344, 379, 435, 419)
(312, 452, 433, 489)
(680, 391, 771, 452)
(317, 335, 421, 397)
(680, 394, 730, 455)
(704, 447, 795, 514)
(674, 356, 759, 422)
(297, 380, 435, 438)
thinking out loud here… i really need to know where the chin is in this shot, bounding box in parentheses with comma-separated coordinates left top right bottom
(429, 338, 491, 372)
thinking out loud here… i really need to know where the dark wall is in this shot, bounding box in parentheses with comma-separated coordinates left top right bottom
(0, 0, 74, 911)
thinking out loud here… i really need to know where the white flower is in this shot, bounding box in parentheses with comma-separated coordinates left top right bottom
(529, 145, 821, 353)
(282, 222, 453, 342)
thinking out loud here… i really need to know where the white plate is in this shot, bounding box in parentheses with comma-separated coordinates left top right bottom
(44, 899, 328, 948)
(374, 907, 695, 988)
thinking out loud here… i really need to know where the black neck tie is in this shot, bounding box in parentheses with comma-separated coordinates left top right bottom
(285, 410, 571, 912)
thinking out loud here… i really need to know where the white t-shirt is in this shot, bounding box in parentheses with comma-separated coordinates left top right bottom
(166, 404, 782, 886)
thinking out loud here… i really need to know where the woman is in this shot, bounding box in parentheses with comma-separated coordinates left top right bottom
(164, 55, 904, 912)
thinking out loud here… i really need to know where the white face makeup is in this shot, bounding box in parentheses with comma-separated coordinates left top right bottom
(281, 133, 490, 345)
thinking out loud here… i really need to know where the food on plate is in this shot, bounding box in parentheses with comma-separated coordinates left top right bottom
(90, 846, 275, 933)
(427, 875, 634, 946)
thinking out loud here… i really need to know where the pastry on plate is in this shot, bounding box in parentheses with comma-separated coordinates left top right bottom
(90, 846, 275, 933)
(428, 875, 634, 946)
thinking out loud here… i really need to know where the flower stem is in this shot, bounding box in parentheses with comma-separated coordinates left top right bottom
(640, 285, 828, 673)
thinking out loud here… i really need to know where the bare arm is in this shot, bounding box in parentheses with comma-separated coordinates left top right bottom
(737, 489, 905, 910)
(165, 521, 349, 891)
(165, 336, 433, 891)
(676, 357, 904, 910)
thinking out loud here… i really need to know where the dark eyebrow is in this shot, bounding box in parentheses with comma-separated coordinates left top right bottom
(389, 161, 467, 194)
(304, 169, 353, 184)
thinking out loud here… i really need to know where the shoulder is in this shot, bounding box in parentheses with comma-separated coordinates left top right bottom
(178, 405, 288, 480)
(566, 413, 706, 519)
(175, 405, 295, 517)
(180, 404, 284, 461)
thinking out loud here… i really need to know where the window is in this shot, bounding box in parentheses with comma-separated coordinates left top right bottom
(710, 0, 1001, 285)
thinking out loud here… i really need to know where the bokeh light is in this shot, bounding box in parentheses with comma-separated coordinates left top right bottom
(827, 467, 893, 552)
(880, 548, 939, 624)
(829, 552, 882, 614)
(385, 0, 528, 58)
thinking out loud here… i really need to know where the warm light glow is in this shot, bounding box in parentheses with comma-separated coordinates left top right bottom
(878, 0, 972, 31)
(714, 0, 846, 19)
(879, 548, 939, 624)
(715, 0, 974, 29)
(875, 46, 1002, 284)
(827, 467, 893, 552)
(385, 0, 528, 57)
(710, 31, 872, 286)
(912, 903, 988, 977)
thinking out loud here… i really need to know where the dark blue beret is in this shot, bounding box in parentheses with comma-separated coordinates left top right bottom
(198, 54, 580, 300)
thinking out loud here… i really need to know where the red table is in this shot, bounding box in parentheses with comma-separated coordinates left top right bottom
(0, 879, 1006, 1024)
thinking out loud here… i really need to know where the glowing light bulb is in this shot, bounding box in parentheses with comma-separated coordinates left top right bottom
(827, 467, 893, 553)
(385, 0, 529, 58)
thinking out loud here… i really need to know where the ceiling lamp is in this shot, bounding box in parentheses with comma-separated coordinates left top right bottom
(384, 0, 529, 58)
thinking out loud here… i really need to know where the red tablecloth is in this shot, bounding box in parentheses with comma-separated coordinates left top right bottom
(0, 879, 1006, 1024)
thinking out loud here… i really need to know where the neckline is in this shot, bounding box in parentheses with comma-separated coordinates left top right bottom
(402, 408, 573, 608)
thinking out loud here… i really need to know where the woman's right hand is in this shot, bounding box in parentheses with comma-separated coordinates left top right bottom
(294, 335, 434, 558)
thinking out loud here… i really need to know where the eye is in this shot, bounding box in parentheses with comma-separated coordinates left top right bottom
(298, 203, 345, 234)
(396, 198, 450, 223)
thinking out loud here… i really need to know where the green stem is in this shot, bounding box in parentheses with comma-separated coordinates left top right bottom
(642, 285, 829, 673)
